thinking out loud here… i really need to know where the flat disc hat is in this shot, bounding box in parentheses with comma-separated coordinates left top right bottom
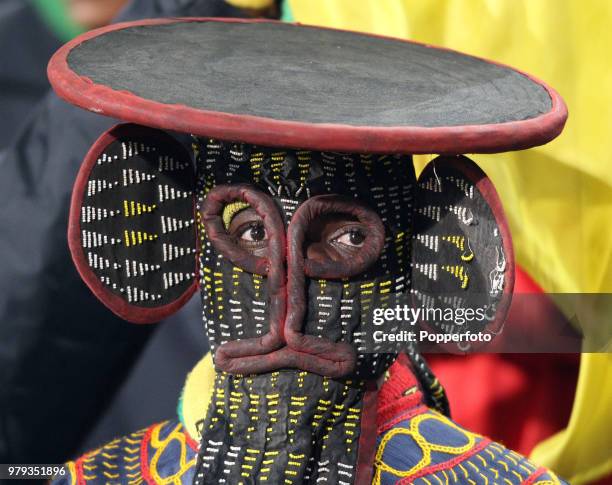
(48, 18, 566, 154)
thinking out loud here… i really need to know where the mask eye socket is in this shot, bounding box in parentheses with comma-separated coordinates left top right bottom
(238, 222, 267, 243)
(201, 184, 284, 276)
(293, 198, 385, 279)
(306, 213, 369, 259)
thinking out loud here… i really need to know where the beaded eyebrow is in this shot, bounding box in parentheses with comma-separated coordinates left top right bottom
(222, 201, 251, 229)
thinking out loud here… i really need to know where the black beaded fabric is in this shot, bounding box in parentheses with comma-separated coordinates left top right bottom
(189, 142, 512, 484)
(411, 156, 512, 342)
(75, 127, 197, 309)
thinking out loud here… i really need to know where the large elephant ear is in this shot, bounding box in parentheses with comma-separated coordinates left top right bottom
(68, 123, 198, 323)
(411, 155, 514, 346)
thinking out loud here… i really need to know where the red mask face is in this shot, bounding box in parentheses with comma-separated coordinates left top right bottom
(201, 185, 386, 378)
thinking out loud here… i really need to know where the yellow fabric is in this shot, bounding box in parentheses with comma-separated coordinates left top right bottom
(286, 1, 611, 483)
(286, 1, 612, 292)
(224, 0, 274, 10)
(181, 352, 215, 442)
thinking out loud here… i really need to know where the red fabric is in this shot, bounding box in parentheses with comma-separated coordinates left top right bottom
(591, 475, 612, 485)
(427, 266, 579, 455)
(140, 424, 155, 485)
(377, 353, 425, 429)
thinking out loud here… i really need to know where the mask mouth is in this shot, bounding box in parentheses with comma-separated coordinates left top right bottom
(201, 184, 386, 378)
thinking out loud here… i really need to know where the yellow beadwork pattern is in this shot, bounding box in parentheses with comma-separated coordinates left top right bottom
(56, 428, 147, 485)
(372, 410, 555, 485)
(123, 229, 158, 247)
(149, 422, 196, 485)
(442, 235, 475, 263)
(250, 150, 264, 183)
(374, 413, 477, 482)
(296, 151, 311, 185)
(270, 151, 286, 184)
(123, 200, 157, 217)
(222, 201, 250, 229)
(442, 264, 469, 289)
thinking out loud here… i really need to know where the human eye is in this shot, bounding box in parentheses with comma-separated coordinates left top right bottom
(329, 225, 367, 249)
(226, 206, 268, 255)
(238, 221, 267, 244)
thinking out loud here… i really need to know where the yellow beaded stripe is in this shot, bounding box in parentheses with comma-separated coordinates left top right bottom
(442, 235, 475, 262)
(250, 151, 264, 183)
(296, 151, 311, 185)
(222, 201, 250, 229)
(442, 264, 469, 289)
(64, 462, 77, 485)
(123, 200, 157, 217)
(270, 152, 286, 184)
(123, 230, 158, 247)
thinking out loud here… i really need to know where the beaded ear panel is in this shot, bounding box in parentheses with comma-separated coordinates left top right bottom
(412, 155, 514, 343)
(68, 124, 198, 323)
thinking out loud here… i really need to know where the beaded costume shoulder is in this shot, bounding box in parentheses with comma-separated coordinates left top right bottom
(53, 359, 566, 485)
(375, 408, 566, 485)
(373, 358, 568, 485)
(53, 421, 198, 485)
